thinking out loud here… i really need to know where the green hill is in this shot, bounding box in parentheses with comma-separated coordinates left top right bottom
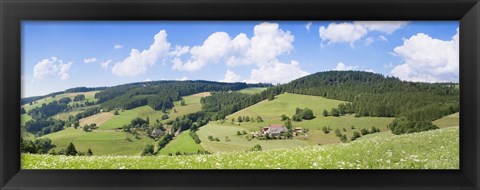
(42, 127, 155, 156)
(23, 126, 459, 169)
(194, 93, 394, 152)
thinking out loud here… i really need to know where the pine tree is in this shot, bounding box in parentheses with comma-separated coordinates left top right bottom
(87, 148, 93, 156)
(66, 142, 77, 156)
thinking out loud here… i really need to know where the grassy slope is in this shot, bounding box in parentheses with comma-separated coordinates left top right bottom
(79, 112, 114, 127)
(198, 93, 393, 148)
(42, 127, 155, 156)
(97, 92, 209, 130)
(433, 112, 459, 128)
(23, 126, 459, 169)
(21, 114, 32, 126)
(159, 130, 204, 155)
(34, 92, 209, 156)
(167, 92, 210, 120)
(22, 91, 99, 112)
(356, 112, 460, 141)
(237, 87, 267, 94)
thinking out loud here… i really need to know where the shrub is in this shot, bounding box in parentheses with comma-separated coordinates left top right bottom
(388, 117, 439, 135)
(360, 128, 370, 136)
(141, 144, 154, 156)
(87, 148, 93, 156)
(339, 134, 348, 143)
(351, 131, 362, 141)
(334, 128, 342, 137)
(208, 136, 214, 141)
(321, 126, 330, 134)
(250, 144, 262, 151)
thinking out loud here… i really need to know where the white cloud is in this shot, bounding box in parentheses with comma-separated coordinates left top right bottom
(221, 70, 241, 82)
(100, 60, 112, 69)
(306, 22, 312, 32)
(171, 22, 306, 84)
(33, 57, 73, 80)
(319, 21, 408, 47)
(172, 32, 233, 71)
(391, 28, 459, 83)
(355, 21, 409, 34)
(83, 57, 97, 63)
(144, 78, 152, 82)
(177, 76, 188, 81)
(364, 37, 374, 46)
(334, 62, 359, 71)
(246, 60, 309, 84)
(379, 35, 388, 42)
(319, 22, 367, 47)
(112, 30, 171, 77)
(114, 44, 123, 49)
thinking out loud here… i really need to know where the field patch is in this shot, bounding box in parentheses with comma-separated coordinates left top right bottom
(159, 130, 204, 155)
(433, 112, 459, 128)
(42, 127, 155, 156)
(21, 114, 32, 126)
(79, 112, 114, 127)
(237, 87, 267, 94)
(167, 92, 209, 119)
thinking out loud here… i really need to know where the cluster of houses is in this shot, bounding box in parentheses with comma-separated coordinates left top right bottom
(250, 124, 303, 138)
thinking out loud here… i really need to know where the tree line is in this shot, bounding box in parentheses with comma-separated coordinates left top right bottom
(95, 80, 271, 112)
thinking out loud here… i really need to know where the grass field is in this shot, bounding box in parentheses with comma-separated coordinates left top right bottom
(237, 87, 267, 94)
(21, 114, 32, 126)
(23, 126, 459, 169)
(42, 127, 155, 156)
(79, 112, 114, 127)
(22, 91, 99, 112)
(197, 123, 308, 152)
(167, 92, 210, 120)
(159, 130, 204, 155)
(433, 112, 459, 128)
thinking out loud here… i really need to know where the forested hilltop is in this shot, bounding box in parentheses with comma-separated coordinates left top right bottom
(202, 71, 459, 134)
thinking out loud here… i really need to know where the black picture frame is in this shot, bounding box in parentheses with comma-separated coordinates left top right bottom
(1, 0, 479, 189)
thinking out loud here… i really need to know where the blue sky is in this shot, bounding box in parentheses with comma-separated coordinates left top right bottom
(22, 21, 459, 97)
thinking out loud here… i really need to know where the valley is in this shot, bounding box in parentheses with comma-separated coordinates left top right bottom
(20, 71, 460, 169)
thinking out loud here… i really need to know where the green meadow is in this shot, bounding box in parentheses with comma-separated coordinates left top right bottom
(433, 112, 459, 128)
(159, 130, 205, 155)
(237, 87, 268, 94)
(23, 126, 459, 169)
(42, 127, 155, 156)
(197, 123, 308, 152)
(22, 91, 99, 112)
